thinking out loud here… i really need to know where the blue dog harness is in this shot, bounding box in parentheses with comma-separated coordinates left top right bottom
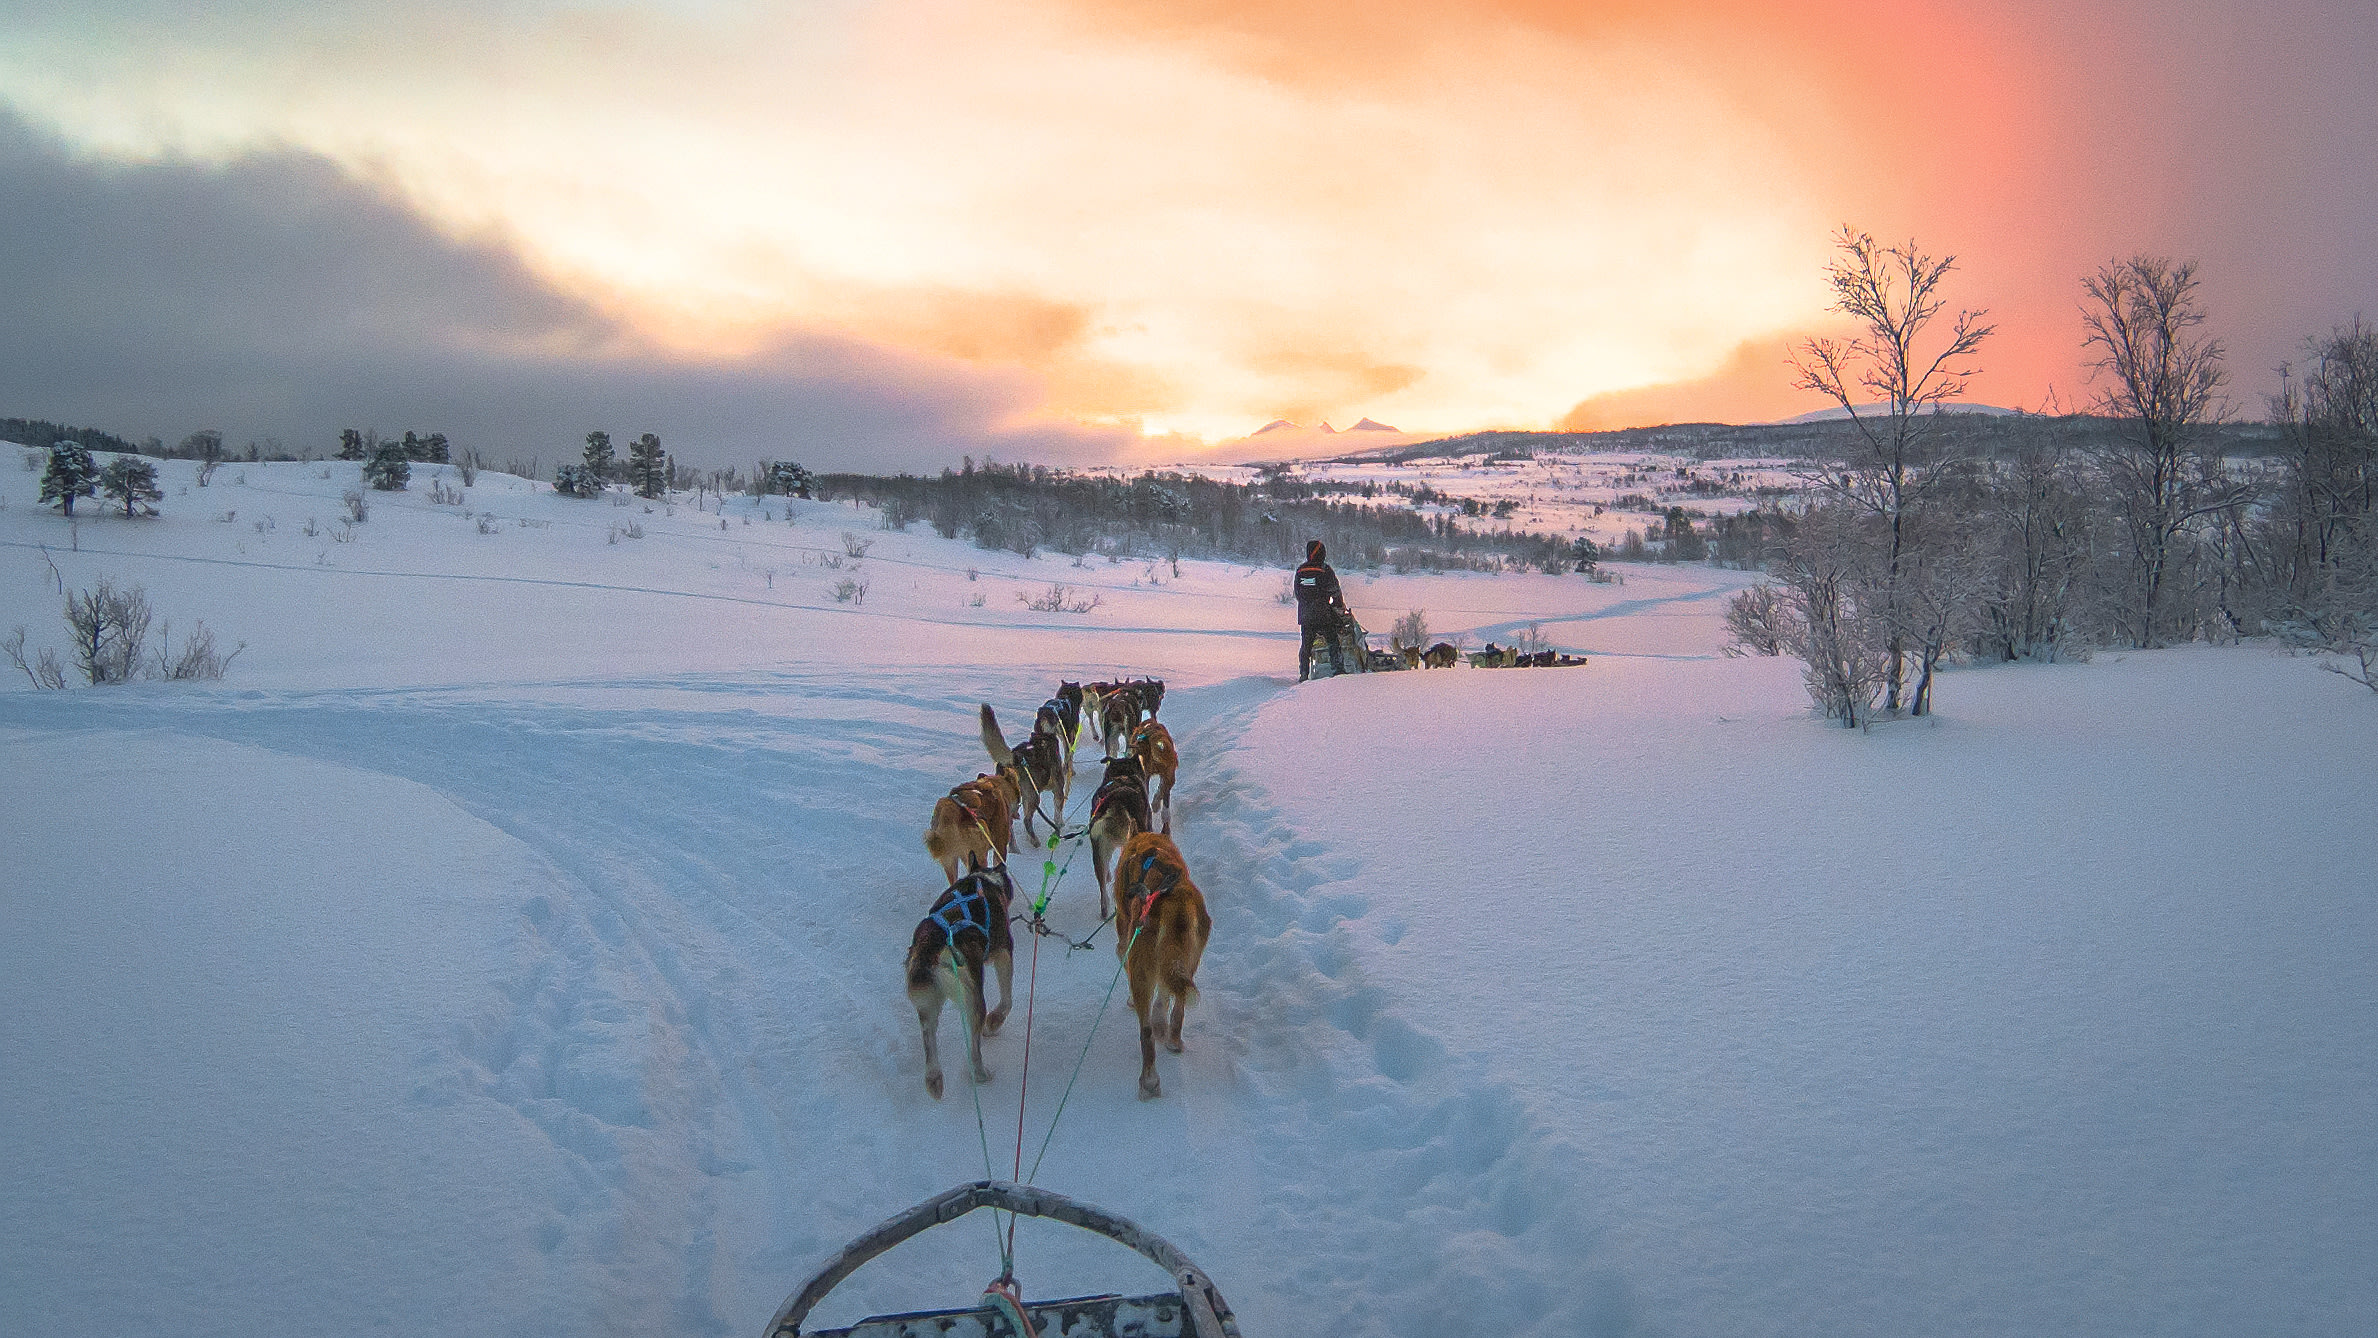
(929, 873, 999, 945)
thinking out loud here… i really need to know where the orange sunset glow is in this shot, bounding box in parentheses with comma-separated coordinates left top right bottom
(2, 0, 2373, 466)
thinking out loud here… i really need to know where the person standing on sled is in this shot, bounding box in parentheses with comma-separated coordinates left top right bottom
(1294, 539, 1349, 680)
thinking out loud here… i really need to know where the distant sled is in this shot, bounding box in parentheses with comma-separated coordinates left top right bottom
(764, 1180, 1241, 1337)
(1302, 609, 1375, 681)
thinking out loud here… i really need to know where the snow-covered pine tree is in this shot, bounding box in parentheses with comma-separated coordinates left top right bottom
(337, 428, 366, 461)
(766, 459, 815, 499)
(40, 442, 99, 516)
(554, 462, 599, 497)
(628, 432, 666, 498)
(364, 440, 412, 490)
(99, 456, 163, 517)
(582, 430, 614, 482)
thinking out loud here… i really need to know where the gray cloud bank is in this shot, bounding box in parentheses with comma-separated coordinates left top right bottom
(0, 106, 1130, 474)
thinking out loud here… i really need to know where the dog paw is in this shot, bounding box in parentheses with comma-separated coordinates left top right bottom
(973, 1065, 994, 1084)
(984, 1008, 1010, 1035)
(926, 1072, 945, 1100)
(1164, 1036, 1184, 1054)
(1138, 1074, 1162, 1099)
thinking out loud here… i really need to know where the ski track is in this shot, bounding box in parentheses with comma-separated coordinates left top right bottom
(1, 664, 1627, 1335)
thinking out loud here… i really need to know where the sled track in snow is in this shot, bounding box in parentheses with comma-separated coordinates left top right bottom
(1, 668, 1631, 1336)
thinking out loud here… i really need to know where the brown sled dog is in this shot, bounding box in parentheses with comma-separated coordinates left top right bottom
(1085, 753, 1153, 917)
(1112, 832, 1212, 1100)
(903, 860, 1016, 1099)
(1095, 690, 1136, 760)
(922, 771, 1018, 884)
(979, 704, 1065, 842)
(1130, 719, 1178, 834)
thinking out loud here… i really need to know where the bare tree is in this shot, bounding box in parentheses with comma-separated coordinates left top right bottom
(1774, 504, 1892, 726)
(1975, 435, 2097, 661)
(2265, 320, 2378, 630)
(2080, 256, 2247, 647)
(1791, 227, 1994, 714)
(1894, 507, 1989, 715)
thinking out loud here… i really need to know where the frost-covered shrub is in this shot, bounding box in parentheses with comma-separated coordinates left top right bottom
(5, 625, 67, 689)
(1723, 584, 1793, 657)
(1017, 583, 1101, 613)
(152, 620, 242, 680)
(64, 578, 152, 684)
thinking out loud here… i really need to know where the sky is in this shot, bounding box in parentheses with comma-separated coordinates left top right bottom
(2, 0, 2374, 472)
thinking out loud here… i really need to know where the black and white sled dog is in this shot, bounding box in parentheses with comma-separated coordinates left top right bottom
(903, 858, 1016, 1099)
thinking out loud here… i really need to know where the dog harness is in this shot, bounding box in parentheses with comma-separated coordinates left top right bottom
(928, 873, 999, 945)
(1129, 853, 1173, 923)
(1091, 778, 1146, 823)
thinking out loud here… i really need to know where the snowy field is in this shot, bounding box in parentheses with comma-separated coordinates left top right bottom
(3, 456, 2374, 1337)
(1098, 449, 1802, 549)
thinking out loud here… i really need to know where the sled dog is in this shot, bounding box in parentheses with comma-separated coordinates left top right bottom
(903, 860, 1016, 1099)
(1130, 719, 1178, 833)
(1035, 687, 1084, 774)
(922, 770, 1018, 884)
(1112, 832, 1211, 1100)
(1098, 691, 1137, 759)
(980, 704, 1066, 841)
(1085, 753, 1153, 917)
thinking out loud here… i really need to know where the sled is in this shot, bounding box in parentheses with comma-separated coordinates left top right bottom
(764, 1180, 1241, 1338)
(1302, 610, 1371, 681)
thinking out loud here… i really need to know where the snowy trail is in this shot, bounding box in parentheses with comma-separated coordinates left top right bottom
(4, 661, 1626, 1335)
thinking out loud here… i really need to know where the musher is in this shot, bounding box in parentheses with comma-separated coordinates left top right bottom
(1294, 539, 1349, 681)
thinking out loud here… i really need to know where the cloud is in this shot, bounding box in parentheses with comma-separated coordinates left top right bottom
(0, 2, 1842, 439)
(1558, 339, 1826, 431)
(0, 107, 1128, 472)
(8, 1, 2371, 442)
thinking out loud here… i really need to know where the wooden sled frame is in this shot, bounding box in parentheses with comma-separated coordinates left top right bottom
(765, 1180, 1242, 1338)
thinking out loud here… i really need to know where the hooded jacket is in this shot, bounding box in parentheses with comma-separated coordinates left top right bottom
(1294, 540, 1345, 627)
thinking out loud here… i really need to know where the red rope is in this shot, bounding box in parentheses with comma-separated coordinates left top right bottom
(1006, 916, 1043, 1265)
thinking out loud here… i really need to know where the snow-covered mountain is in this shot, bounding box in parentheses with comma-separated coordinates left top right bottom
(1771, 401, 2019, 425)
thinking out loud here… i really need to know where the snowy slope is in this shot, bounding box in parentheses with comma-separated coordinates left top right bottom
(3, 457, 2373, 1337)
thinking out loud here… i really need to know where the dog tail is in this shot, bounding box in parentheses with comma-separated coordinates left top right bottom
(1160, 941, 1201, 1010)
(905, 921, 944, 993)
(979, 703, 1015, 767)
(924, 796, 960, 867)
(938, 944, 971, 1004)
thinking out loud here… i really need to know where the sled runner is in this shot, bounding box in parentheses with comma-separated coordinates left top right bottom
(765, 1180, 1241, 1338)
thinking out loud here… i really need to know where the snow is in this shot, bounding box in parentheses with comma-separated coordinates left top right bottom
(3, 454, 2374, 1337)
